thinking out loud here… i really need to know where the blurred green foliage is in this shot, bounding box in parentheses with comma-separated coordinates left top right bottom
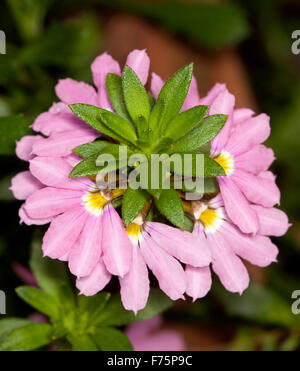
(0, 0, 299, 351)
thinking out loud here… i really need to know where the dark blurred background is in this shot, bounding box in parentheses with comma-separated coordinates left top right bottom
(0, 0, 299, 350)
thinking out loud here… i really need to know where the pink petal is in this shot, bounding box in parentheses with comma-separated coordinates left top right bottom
(207, 232, 249, 294)
(91, 52, 121, 110)
(199, 83, 226, 105)
(76, 258, 111, 296)
(16, 135, 42, 161)
(125, 49, 150, 86)
(68, 214, 102, 277)
(259, 170, 276, 182)
(32, 103, 88, 136)
(210, 89, 235, 154)
(19, 205, 52, 226)
(150, 73, 164, 99)
(119, 243, 150, 314)
(42, 207, 88, 259)
(232, 169, 280, 207)
(146, 222, 211, 267)
(226, 113, 270, 156)
(10, 171, 43, 200)
(181, 75, 201, 111)
(185, 265, 212, 301)
(29, 157, 92, 191)
(55, 78, 97, 105)
(31, 129, 98, 157)
(24, 187, 82, 219)
(252, 205, 290, 237)
(234, 144, 275, 174)
(218, 177, 259, 234)
(102, 205, 132, 277)
(221, 222, 278, 267)
(140, 234, 186, 300)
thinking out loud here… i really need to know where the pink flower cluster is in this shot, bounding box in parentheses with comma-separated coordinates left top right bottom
(10, 50, 290, 313)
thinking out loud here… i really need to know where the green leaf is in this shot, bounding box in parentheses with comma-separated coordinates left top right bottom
(183, 215, 194, 232)
(0, 175, 15, 201)
(92, 327, 133, 351)
(0, 318, 31, 342)
(73, 140, 109, 158)
(122, 66, 150, 128)
(104, 1, 249, 49)
(168, 114, 227, 153)
(149, 64, 193, 134)
(180, 177, 219, 194)
(69, 104, 131, 144)
(148, 92, 156, 110)
(106, 73, 131, 121)
(122, 188, 149, 227)
(169, 153, 225, 177)
(154, 189, 184, 228)
(100, 111, 137, 144)
(29, 234, 73, 301)
(67, 334, 98, 351)
(16, 286, 59, 318)
(95, 289, 172, 327)
(0, 115, 32, 155)
(163, 105, 209, 140)
(0, 323, 53, 351)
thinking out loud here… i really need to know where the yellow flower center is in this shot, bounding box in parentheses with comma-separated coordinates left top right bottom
(214, 150, 234, 176)
(82, 190, 108, 216)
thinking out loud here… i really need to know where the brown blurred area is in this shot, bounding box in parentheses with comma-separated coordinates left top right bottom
(101, 11, 262, 350)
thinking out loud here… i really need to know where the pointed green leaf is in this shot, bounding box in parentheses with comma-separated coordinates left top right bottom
(16, 286, 59, 318)
(0, 318, 31, 342)
(122, 66, 150, 128)
(69, 104, 132, 144)
(122, 188, 150, 227)
(163, 105, 209, 140)
(106, 73, 131, 121)
(70, 144, 132, 178)
(100, 111, 137, 143)
(154, 189, 184, 228)
(77, 292, 111, 328)
(69, 154, 100, 177)
(149, 97, 166, 134)
(148, 92, 156, 110)
(73, 140, 109, 158)
(95, 289, 172, 327)
(0, 323, 53, 351)
(168, 114, 227, 153)
(92, 327, 133, 351)
(29, 234, 72, 300)
(149, 64, 193, 134)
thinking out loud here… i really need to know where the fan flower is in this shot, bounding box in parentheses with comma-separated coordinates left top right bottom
(22, 156, 131, 279)
(184, 195, 290, 300)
